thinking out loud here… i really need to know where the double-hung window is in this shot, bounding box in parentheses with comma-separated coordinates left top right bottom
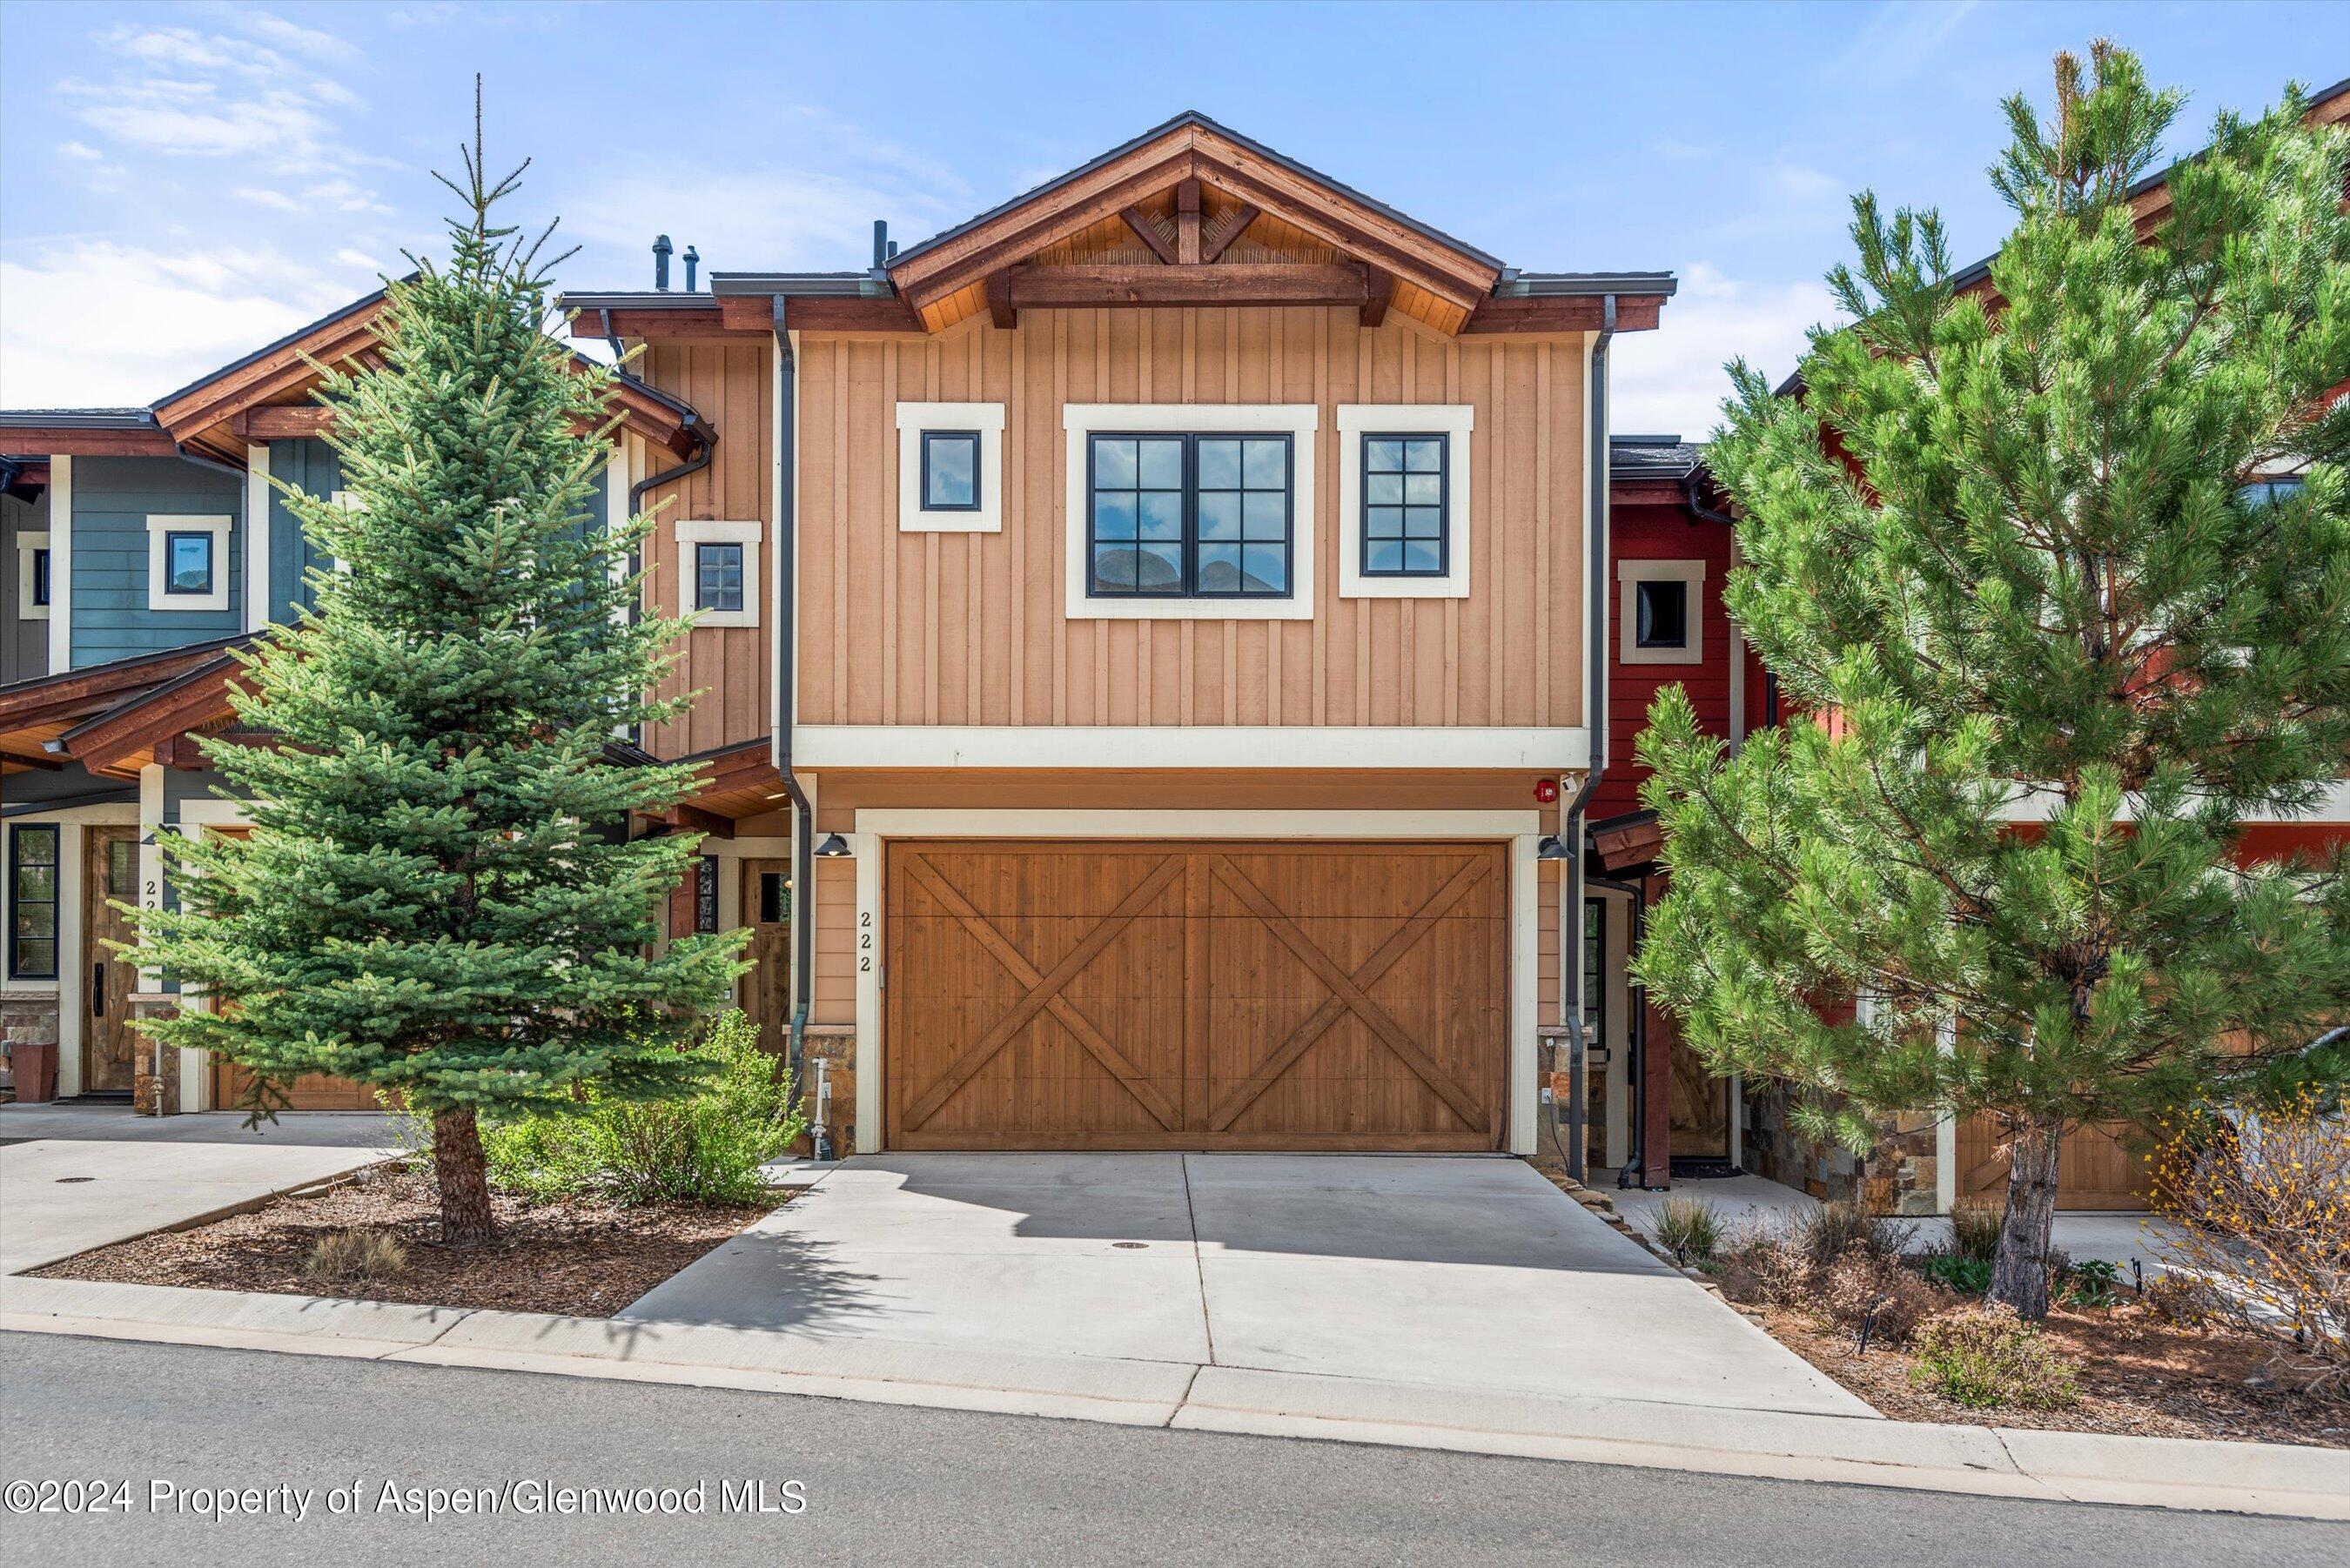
(1087, 433, 1292, 599)
(8, 824, 59, 981)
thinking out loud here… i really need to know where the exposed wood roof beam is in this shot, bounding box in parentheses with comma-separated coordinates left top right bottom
(0, 429, 180, 458)
(1004, 261, 1369, 310)
(1359, 266, 1394, 328)
(1175, 178, 1203, 264)
(1198, 201, 1259, 264)
(1120, 205, 1181, 265)
(987, 270, 1018, 330)
(232, 406, 335, 439)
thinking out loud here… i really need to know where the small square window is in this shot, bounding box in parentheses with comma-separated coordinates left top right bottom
(164, 531, 214, 595)
(695, 541, 744, 613)
(921, 431, 981, 511)
(1635, 579, 1688, 649)
(30, 546, 49, 607)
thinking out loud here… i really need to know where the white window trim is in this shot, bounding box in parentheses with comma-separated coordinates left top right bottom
(1063, 403, 1317, 621)
(1618, 558, 1705, 666)
(677, 519, 762, 627)
(1337, 405, 1474, 600)
(15, 529, 50, 620)
(896, 402, 1004, 533)
(146, 514, 231, 613)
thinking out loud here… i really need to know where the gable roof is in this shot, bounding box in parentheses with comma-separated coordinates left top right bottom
(3, 281, 703, 464)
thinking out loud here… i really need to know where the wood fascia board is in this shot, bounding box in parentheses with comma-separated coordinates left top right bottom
(0, 428, 179, 457)
(154, 315, 383, 440)
(1004, 261, 1371, 309)
(232, 406, 336, 439)
(64, 666, 248, 778)
(1185, 144, 1497, 307)
(0, 651, 220, 729)
(712, 292, 923, 335)
(891, 144, 1205, 306)
(1461, 294, 1667, 335)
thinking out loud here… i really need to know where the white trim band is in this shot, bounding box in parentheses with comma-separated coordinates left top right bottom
(796, 725, 1591, 772)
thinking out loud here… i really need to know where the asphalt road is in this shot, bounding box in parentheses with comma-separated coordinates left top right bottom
(2, 1333, 2341, 1566)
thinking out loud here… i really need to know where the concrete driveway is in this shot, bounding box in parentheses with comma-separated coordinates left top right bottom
(0, 1108, 398, 1276)
(622, 1153, 1870, 1419)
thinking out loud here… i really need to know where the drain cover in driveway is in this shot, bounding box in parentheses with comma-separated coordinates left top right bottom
(1112, 1242, 1147, 1249)
(55, 1176, 95, 1183)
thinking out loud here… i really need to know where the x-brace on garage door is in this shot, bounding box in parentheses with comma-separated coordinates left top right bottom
(884, 841, 1507, 1150)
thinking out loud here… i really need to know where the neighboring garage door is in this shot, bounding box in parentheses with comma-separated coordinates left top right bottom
(886, 841, 1507, 1151)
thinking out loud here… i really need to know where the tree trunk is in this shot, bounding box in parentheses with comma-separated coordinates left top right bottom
(1989, 1119, 2062, 1320)
(430, 1106, 497, 1248)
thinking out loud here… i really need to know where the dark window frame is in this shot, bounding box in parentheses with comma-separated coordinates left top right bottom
(695, 855, 720, 935)
(1085, 431, 1295, 600)
(1634, 577, 1690, 649)
(1581, 897, 1606, 1043)
(695, 540, 745, 614)
(162, 529, 215, 597)
(8, 823, 60, 981)
(30, 546, 50, 607)
(919, 430, 984, 513)
(1359, 432, 1451, 578)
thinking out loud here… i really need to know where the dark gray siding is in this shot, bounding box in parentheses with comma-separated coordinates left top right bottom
(70, 457, 242, 668)
(2, 488, 49, 685)
(266, 437, 339, 626)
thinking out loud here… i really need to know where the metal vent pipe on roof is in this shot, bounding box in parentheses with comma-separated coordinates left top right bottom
(653, 234, 673, 291)
(870, 220, 890, 278)
(683, 245, 700, 292)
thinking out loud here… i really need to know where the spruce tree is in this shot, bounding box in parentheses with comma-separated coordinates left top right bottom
(1636, 46, 2350, 1317)
(133, 104, 746, 1245)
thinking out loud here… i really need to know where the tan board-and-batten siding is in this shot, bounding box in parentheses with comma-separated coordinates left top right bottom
(636, 339, 775, 760)
(793, 306, 1590, 731)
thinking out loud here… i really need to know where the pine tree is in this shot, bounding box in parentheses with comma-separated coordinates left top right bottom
(1636, 46, 2350, 1317)
(132, 100, 746, 1246)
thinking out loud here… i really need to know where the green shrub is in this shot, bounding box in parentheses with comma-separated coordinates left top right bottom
(1653, 1196, 1723, 1266)
(1910, 1304, 2082, 1410)
(1919, 1254, 1992, 1295)
(483, 1011, 802, 1206)
(1947, 1200, 2002, 1264)
(2058, 1258, 2126, 1308)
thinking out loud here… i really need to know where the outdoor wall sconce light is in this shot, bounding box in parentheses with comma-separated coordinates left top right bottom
(1535, 834, 1570, 861)
(812, 833, 853, 857)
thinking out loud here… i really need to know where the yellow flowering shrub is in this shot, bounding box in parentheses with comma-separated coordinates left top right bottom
(2152, 1089, 2348, 1394)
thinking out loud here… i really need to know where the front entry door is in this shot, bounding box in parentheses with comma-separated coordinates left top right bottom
(740, 858, 791, 1060)
(81, 826, 141, 1095)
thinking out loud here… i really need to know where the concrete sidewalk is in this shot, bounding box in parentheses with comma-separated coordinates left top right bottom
(0, 1136, 393, 1274)
(621, 1153, 1870, 1418)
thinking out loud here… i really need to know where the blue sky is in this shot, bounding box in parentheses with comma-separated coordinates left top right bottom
(3, 0, 2344, 434)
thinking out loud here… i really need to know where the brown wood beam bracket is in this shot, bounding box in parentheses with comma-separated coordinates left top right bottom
(1175, 178, 1203, 264)
(1004, 261, 1370, 310)
(1359, 267, 1394, 329)
(987, 270, 1018, 330)
(1198, 202, 1259, 264)
(232, 406, 336, 439)
(1119, 205, 1181, 265)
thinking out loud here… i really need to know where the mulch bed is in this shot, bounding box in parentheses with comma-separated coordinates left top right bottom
(1754, 1301, 2349, 1450)
(31, 1163, 793, 1319)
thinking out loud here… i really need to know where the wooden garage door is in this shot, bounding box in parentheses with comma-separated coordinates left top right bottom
(1957, 1116, 2153, 1211)
(887, 841, 1507, 1151)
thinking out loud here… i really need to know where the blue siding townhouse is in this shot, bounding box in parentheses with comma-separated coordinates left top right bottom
(0, 287, 706, 1111)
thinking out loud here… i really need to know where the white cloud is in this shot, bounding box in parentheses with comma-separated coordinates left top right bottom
(1610, 263, 1839, 440)
(232, 185, 303, 212)
(0, 241, 366, 408)
(198, 4, 363, 64)
(1835, 1, 1981, 84)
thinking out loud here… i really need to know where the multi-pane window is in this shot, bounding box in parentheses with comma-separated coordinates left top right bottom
(30, 547, 49, 607)
(695, 856, 720, 935)
(695, 541, 744, 613)
(1581, 899, 1605, 1041)
(164, 531, 214, 596)
(8, 825, 59, 980)
(1361, 434, 1447, 575)
(1088, 433, 1291, 598)
(921, 431, 981, 511)
(1635, 578, 1689, 649)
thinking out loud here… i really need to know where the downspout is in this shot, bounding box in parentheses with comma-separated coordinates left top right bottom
(1558, 294, 1615, 1182)
(769, 297, 817, 1133)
